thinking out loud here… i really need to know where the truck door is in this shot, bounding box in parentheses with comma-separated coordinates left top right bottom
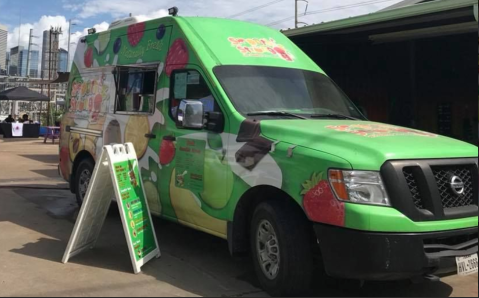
(158, 66, 229, 234)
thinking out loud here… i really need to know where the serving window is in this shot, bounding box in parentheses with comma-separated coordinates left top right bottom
(115, 66, 158, 114)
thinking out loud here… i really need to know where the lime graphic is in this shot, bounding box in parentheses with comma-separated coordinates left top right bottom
(201, 150, 234, 210)
(170, 169, 227, 234)
(96, 31, 111, 54)
(125, 116, 149, 159)
(144, 180, 161, 214)
(69, 134, 83, 162)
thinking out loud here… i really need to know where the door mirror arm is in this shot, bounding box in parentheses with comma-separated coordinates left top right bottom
(205, 111, 224, 133)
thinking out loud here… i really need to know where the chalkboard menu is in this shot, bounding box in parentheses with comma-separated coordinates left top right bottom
(438, 103, 452, 136)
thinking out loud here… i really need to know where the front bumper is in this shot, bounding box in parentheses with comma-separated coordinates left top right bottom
(314, 224, 478, 281)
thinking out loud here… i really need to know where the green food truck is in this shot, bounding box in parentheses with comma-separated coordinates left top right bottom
(60, 10, 478, 296)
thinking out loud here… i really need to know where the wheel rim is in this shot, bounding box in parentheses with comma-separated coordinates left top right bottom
(78, 169, 91, 201)
(256, 219, 280, 280)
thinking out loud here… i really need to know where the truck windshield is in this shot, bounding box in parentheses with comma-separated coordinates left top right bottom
(214, 66, 365, 120)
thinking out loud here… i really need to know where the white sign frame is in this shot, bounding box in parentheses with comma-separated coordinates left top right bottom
(63, 143, 161, 274)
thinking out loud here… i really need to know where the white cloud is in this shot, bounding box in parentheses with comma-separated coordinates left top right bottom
(66, 0, 171, 19)
(135, 10, 169, 23)
(5, 0, 404, 75)
(63, 0, 403, 29)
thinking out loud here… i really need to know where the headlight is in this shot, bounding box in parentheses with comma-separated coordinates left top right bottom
(329, 170, 390, 206)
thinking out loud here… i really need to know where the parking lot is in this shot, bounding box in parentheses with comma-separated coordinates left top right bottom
(0, 138, 477, 297)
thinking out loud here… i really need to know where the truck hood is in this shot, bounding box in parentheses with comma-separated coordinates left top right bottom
(260, 120, 478, 170)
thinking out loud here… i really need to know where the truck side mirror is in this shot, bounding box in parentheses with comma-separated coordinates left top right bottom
(176, 100, 204, 130)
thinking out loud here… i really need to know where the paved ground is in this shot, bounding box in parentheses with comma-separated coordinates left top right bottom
(0, 138, 477, 297)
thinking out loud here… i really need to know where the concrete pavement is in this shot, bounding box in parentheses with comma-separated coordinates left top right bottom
(0, 138, 477, 297)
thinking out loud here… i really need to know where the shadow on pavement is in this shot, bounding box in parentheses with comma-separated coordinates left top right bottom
(4, 188, 457, 297)
(20, 154, 60, 164)
(4, 189, 262, 297)
(0, 137, 42, 143)
(30, 169, 63, 179)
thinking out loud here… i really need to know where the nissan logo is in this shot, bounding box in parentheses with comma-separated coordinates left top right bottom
(450, 176, 465, 196)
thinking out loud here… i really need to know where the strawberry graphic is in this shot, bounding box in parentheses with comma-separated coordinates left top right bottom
(84, 47, 94, 68)
(166, 39, 189, 77)
(94, 94, 103, 112)
(273, 46, 293, 62)
(159, 136, 176, 165)
(60, 147, 70, 177)
(127, 22, 146, 47)
(301, 173, 345, 226)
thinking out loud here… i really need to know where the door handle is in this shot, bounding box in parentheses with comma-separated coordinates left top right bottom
(145, 134, 156, 139)
(221, 149, 227, 162)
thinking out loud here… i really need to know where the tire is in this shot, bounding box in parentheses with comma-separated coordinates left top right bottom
(250, 201, 313, 297)
(74, 158, 94, 206)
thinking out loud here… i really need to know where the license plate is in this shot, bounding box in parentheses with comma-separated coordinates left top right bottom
(456, 254, 478, 276)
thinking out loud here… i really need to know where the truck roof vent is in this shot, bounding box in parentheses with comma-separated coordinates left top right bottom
(109, 16, 142, 30)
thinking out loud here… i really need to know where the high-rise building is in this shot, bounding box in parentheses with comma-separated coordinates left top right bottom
(9, 46, 23, 76)
(28, 50, 40, 77)
(8, 46, 39, 77)
(4, 52, 10, 75)
(19, 50, 39, 77)
(41, 28, 62, 79)
(58, 48, 68, 73)
(0, 24, 7, 73)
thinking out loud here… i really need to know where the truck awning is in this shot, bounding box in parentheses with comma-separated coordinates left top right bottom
(25, 72, 70, 85)
(283, 0, 477, 40)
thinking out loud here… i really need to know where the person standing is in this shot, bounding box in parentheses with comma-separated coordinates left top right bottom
(4, 115, 15, 123)
(22, 114, 32, 124)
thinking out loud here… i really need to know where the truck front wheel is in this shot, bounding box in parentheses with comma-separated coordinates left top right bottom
(74, 158, 94, 206)
(250, 201, 313, 296)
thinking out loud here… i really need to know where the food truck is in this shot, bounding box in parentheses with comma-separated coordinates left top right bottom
(60, 10, 478, 296)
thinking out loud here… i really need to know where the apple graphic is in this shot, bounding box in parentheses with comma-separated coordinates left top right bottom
(200, 150, 234, 210)
(170, 169, 227, 235)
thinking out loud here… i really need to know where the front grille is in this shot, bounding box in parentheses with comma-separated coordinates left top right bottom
(432, 166, 475, 209)
(381, 159, 478, 222)
(404, 168, 424, 209)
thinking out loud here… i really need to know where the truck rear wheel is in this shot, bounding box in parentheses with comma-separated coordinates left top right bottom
(74, 158, 94, 206)
(250, 201, 313, 296)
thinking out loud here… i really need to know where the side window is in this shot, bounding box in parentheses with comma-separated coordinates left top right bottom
(170, 70, 219, 120)
(115, 66, 157, 114)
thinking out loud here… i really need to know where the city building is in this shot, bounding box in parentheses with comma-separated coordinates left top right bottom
(9, 46, 23, 76)
(4, 52, 9, 75)
(41, 28, 62, 79)
(7, 46, 39, 77)
(0, 24, 7, 74)
(20, 50, 39, 77)
(58, 48, 68, 73)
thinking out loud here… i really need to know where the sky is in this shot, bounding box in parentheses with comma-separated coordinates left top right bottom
(0, 0, 404, 70)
